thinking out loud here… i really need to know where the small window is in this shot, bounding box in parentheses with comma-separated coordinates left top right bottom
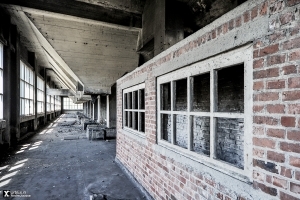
(123, 83, 145, 134)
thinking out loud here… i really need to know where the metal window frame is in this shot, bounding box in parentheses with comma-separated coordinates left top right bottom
(157, 45, 253, 182)
(20, 61, 35, 116)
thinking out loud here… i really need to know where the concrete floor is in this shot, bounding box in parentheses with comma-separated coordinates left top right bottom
(0, 114, 146, 200)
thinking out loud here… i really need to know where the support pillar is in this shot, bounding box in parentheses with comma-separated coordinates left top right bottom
(97, 96, 100, 123)
(29, 52, 38, 130)
(106, 95, 110, 128)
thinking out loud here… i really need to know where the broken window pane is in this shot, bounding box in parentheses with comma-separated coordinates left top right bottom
(161, 114, 172, 143)
(133, 91, 138, 109)
(140, 112, 145, 133)
(133, 112, 138, 130)
(161, 82, 171, 111)
(192, 116, 210, 155)
(175, 79, 187, 111)
(139, 89, 145, 109)
(192, 73, 210, 112)
(217, 64, 244, 113)
(216, 118, 244, 169)
(127, 92, 132, 109)
(175, 115, 188, 149)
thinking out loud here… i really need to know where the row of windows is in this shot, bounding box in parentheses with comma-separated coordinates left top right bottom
(122, 46, 252, 181)
(63, 97, 83, 110)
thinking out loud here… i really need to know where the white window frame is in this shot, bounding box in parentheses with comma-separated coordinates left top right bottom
(37, 76, 44, 114)
(122, 83, 145, 136)
(0, 44, 3, 119)
(55, 96, 61, 111)
(20, 61, 35, 116)
(63, 97, 83, 110)
(157, 45, 253, 182)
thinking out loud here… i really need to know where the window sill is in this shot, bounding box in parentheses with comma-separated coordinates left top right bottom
(20, 115, 35, 123)
(122, 127, 147, 144)
(157, 140, 252, 184)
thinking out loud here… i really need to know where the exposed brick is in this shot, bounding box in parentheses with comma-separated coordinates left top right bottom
(253, 58, 264, 69)
(267, 151, 285, 163)
(283, 37, 300, 50)
(266, 175, 272, 183)
(254, 40, 266, 49)
(289, 50, 300, 61)
(269, 31, 286, 43)
(290, 156, 300, 168)
(290, 182, 300, 194)
(259, 2, 268, 16)
(235, 16, 242, 27)
(282, 65, 297, 75)
(253, 137, 276, 148)
(267, 80, 285, 89)
(253, 116, 279, 125)
(253, 170, 265, 181)
(273, 176, 288, 189)
(228, 19, 234, 31)
(270, 1, 285, 14)
(253, 148, 265, 158)
(280, 166, 292, 178)
(211, 29, 216, 39)
(258, 44, 279, 57)
(281, 116, 296, 127)
(253, 68, 279, 79)
(267, 128, 285, 138)
(217, 26, 222, 36)
(253, 50, 259, 58)
(251, 6, 258, 20)
(222, 23, 228, 34)
(288, 104, 300, 114)
(253, 181, 277, 196)
(281, 142, 300, 153)
(253, 159, 278, 174)
(287, 130, 300, 141)
(280, 12, 295, 25)
(296, 171, 300, 180)
(286, 0, 300, 6)
(267, 54, 286, 66)
(253, 126, 264, 135)
(288, 77, 300, 88)
(253, 81, 264, 90)
(254, 92, 279, 101)
(283, 91, 300, 101)
(280, 191, 299, 200)
(253, 105, 264, 113)
(243, 11, 250, 23)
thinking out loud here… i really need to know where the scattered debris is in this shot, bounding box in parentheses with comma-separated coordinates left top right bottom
(63, 136, 79, 140)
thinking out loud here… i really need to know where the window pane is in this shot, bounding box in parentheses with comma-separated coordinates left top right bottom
(133, 112, 138, 130)
(192, 116, 210, 155)
(127, 92, 132, 109)
(217, 64, 244, 113)
(175, 79, 187, 111)
(192, 73, 210, 112)
(139, 112, 145, 133)
(139, 89, 145, 109)
(124, 93, 128, 109)
(175, 115, 188, 149)
(161, 114, 171, 143)
(161, 82, 171, 111)
(133, 91, 138, 109)
(128, 112, 132, 128)
(216, 118, 244, 169)
(124, 111, 128, 127)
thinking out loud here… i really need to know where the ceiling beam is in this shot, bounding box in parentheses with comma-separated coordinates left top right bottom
(0, 0, 142, 28)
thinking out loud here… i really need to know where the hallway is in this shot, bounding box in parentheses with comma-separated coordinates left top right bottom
(0, 114, 145, 200)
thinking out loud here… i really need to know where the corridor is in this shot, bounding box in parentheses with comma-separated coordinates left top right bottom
(0, 114, 145, 200)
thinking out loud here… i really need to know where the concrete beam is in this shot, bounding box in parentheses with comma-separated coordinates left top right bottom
(46, 89, 73, 96)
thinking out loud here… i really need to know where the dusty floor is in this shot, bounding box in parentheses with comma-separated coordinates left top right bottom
(0, 114, 146, 200)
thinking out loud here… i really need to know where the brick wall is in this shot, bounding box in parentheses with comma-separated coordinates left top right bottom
(116, 1, 300, 199)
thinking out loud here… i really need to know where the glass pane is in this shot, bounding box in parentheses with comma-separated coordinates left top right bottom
(127, 92, 132, 109)
(192, 73, 210, 112)
(175, 79, 187, 111)
(192, 116, 210, 155)
(124, 93, 128, 109)
(133, 91, 138, 109)
(139, 89, 145, 109)
(217, 64, 244, 113)
(216, 118, 244, 169)
(139, 112, 145, 133)
(175, 115, 188, 149)
(128, 112, 132, 128)
(124, 111, 128, 127)
(161, 114, 171, 143)
(161, 82, 171, 111)
(133, 112, 138, 130)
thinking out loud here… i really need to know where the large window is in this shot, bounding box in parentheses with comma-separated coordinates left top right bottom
(157, 46, 252, 181)
(123, 83, 145, 134)
(0, 44, 3, 119)
(50, 96, 55, 112)
(63, 97, 83, 110)
(20, 61, 34, 116)
(55, 96, 61, 111)
(37, 76, 44, 114)
(46, 85, 51, 112)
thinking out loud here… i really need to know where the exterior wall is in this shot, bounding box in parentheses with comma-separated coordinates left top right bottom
(116, 1, 300, 200)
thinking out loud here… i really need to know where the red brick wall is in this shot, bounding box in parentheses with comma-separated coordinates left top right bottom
(116, 1, 300, 199)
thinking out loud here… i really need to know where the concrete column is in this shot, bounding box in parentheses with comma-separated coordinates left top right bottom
(92, 103, 95, 120)
(154, 0, 166, 56)
(3, 24, 20, 146)
(106, 95, 110, 128)
(97, 96, 100, 123)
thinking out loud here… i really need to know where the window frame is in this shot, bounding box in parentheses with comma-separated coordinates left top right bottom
(122, 83, 146, 136)
(156, 45, 253, 182)
(20, 61, 35, 116)
(0, 43, 3, 119)
(63, 97, 83, 110)
(37, 76, 44, 114)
